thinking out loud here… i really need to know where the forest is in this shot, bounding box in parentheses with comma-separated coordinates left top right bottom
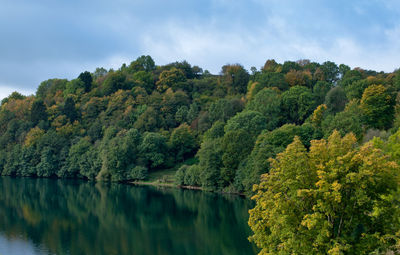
(0, 56, 399, 194)
(1, 56, 400, 253)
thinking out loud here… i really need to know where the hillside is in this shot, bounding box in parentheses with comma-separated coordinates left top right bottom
(1, 56, 399, 194)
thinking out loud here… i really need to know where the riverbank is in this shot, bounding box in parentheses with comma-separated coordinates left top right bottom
(130, 168, 245, 196)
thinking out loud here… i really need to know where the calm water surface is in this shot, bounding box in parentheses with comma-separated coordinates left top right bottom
(0, 177, 257, 255)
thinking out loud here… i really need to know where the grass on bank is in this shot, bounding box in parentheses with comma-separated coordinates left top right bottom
(131, 158, 198, 187)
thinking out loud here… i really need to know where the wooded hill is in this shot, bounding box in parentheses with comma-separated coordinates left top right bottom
(1, 56, 399, 195)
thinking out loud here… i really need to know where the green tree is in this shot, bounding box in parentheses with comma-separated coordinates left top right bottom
(203, 120, 225, 140)
(168, 123, 197, 162)
(128, 55, 156, 73)
(133, 106, 160, 132)
(30, 100, 48, 126)
(102, 72, 127, 95)
(320, 61, 339, 83)
(221, 129, 253, 185)
(245, 88, 282, 130)
(344, 79, 369, 100)
(322, 100, 364, 140)
(197, 139, 223, 190)
(313, 81, 332, 105)
(63, 97, 78, 122)
(373, 127, 400, 164)
(281, 86, 316, 124)
(139, 132, 168, 169)
(224, 110, 267, 137)
(360, 84, 395, 130)
(36, 147, 58, 177)
(59, 137, 92, 178)
(78, 71, 93, 92)
(132, 71, 154, 93)
(255, 72, 289, 91)
(221, 64, 249, 94)
(325, 86, 347, 113)
(235, 124, 315, 194)
(249, 131, 400, 254)
(208, 98, 244, 123)
(64, 79, 85, 96)
(97, 129, 142, 181)
(156, 68, 186, 93)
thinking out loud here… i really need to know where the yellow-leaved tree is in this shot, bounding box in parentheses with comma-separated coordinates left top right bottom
(249, 130, 400, 254)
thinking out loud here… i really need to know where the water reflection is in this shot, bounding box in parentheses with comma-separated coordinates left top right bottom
(0, 177, 256, 255)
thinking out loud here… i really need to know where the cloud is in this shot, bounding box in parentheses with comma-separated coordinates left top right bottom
(1, 0, 400, 95)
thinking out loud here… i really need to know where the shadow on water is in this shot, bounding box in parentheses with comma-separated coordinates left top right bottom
(0, 177, 257, 255)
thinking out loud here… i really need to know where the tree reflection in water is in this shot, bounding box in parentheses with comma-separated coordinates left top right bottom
(0, 177, 257, 255)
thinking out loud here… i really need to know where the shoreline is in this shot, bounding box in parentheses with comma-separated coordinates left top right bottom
(0, 175, 247, 197)
(130, 180, 246, 197)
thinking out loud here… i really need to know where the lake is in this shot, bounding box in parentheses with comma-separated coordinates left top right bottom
(0, 177, 257, 255)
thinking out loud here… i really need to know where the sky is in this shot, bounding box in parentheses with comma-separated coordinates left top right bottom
(1, 0, 400, 100)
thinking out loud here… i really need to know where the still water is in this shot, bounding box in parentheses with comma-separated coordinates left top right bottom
(0, 177, 257, 255)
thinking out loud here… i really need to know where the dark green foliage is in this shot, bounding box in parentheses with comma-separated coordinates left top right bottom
(183, 165, 201, 186)
(197, 139, 223, 190)
(322, 100, 364, 140)
(313, 81, 332, 105)
(325, 86, 347, 113)
(339, 69, 364, 88)
(281, 61, 301, 73)
(132, 71, 154, 93)
(224, 110, 267, 137)
(175, 165, 187, 185)
(30, 100, 48, 126)
(18, 146, 38, 176)
(65, 79, 85, 96)
(168, 124, 197, 162)
(87, 120, 103, 141)
(78, 71, 93, 92)
(175, 105, 188, 124)
(133, 106, 160, 132)
(320, 61, 339, 83)
(221, 130, 254, 185)
(129, 166, 148, 180)
(255, 72, 289, 91)
(3, 145, 22, 176)
(204, 121, 225, 140)
(344, 79, 369, 100)
(98, 128, 143, 181)
(281, 86, 316, 124)
(235, 124, 316, 194)
(246, 88, 281, 130)
(175, 164, 202, 186)
(63, 97, 78, 122)
(221, 64, 249, 94)
(36, 147, 58, 177)
(139, 132, 167, 169)
(339, 64, 351, 77)
(102, 72, 127, 95)
(36, 79, 67, 102)
(59, 137, 93, 178)
(128, 55, 156, 73)
(208, 98, 244, 123)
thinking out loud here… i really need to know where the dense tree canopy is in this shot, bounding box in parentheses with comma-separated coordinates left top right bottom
(360, 84, 395, 130)
(249, 131, 400, 254)
(0, 56, 399, 196)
